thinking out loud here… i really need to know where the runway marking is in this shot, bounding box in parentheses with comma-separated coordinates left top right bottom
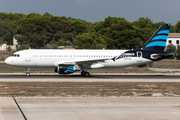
(176, 106, 180, 108)
(13, 97, 27, 120)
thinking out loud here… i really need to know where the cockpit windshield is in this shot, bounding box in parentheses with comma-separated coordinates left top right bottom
(11, 54, 20, 57)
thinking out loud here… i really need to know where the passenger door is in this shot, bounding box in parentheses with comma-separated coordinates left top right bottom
(137, 51, 142, 62)
(25, 51, 31, 61)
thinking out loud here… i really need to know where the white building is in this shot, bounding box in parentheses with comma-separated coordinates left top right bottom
(0, 37, 19, 51)
(167, 33, 180, 49)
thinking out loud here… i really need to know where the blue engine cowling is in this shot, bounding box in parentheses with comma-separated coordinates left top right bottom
(55, 64, 74, 74)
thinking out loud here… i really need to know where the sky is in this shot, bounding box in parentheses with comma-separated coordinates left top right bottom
(0, 0, 180, 25)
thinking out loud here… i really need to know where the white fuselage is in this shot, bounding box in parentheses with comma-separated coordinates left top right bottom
(5, 49, 152, 70)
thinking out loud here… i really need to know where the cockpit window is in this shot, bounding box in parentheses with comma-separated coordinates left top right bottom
(11, 54, 20, 57)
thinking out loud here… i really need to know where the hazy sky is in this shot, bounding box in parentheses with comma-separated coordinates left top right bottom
(0, 0, 180, 25)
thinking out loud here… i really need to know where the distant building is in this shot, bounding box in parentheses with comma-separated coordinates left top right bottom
(0, 37, 19, 51)
(167, 33, 180, 49)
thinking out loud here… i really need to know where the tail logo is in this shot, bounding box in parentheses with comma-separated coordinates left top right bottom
(145, 30, 169, 48)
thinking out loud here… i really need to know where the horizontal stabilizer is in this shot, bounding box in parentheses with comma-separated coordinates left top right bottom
(150, 53, 174, 59)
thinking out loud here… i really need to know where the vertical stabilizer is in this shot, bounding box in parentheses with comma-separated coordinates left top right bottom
(142, 24, 171, 51)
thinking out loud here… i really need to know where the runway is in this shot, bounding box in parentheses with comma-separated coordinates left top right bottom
(1, 97, 180, 120)
(0, 73, 180, 120)
(0, 73, 179, 82)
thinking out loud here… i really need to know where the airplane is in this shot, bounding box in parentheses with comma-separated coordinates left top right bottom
(5, 24, 173, 77)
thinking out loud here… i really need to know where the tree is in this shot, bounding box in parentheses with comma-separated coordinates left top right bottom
(170, 25, 175, 33)
(0, 21, 14, 45)
(165, 44, 176, 59)
(175, 20, 180, 33)
(94, 17, 141, 49)
(176, 45, 180, 60)
(4, 32, 13, 45)
(132, 17, 159, 46)
(43, 12, 53, 17)
(75, 31, 107, 49)
(7, 46, 11, 51)
(0, 12, 172, 50)
(27, 13, 41, 18)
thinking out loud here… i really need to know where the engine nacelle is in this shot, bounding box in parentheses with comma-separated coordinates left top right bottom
(54, 68, 58, 73)
(56, 64, 74, 74)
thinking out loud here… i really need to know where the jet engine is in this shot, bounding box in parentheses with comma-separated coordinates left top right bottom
(54, 64, 74, 74)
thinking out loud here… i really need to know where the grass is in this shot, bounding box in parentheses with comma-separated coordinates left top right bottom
(148, 59, 180, 68)
(0, 82, 180, 97)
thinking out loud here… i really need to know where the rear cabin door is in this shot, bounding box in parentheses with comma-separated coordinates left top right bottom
(137, 51, 142, 62)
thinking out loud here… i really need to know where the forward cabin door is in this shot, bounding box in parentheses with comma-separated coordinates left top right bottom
(25, 51, 31, 61)
(137, 51, 142, 62)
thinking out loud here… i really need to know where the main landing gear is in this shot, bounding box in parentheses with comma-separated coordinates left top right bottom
(81, 70, 90, 77)
(26, 67, 30, 77)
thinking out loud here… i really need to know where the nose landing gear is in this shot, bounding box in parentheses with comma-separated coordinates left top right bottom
(26, 67, 30, 77)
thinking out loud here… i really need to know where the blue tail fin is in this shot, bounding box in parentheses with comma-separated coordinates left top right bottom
(142, 24, 171, 52)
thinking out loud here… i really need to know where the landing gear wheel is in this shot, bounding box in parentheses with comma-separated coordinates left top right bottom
(84, 72, 90, 77)
(26, 72, 30, 77)
(81, 71, 86, 76)
(26, 67, 30, 77)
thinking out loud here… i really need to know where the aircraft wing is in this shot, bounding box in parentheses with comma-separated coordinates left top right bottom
(74, 58, 111, 68)
(53, 58, 112, 68)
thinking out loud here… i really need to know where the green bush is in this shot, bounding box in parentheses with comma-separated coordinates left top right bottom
(176, 45, 180, 60)
(165, 44, 176, 59)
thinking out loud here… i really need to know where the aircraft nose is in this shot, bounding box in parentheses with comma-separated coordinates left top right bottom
(5, 57, 11, 65)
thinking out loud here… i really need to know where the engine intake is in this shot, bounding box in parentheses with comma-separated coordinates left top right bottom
(56, 64, 74, 74)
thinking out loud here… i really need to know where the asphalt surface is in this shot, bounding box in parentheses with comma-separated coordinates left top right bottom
(0, 73, 179, 82)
